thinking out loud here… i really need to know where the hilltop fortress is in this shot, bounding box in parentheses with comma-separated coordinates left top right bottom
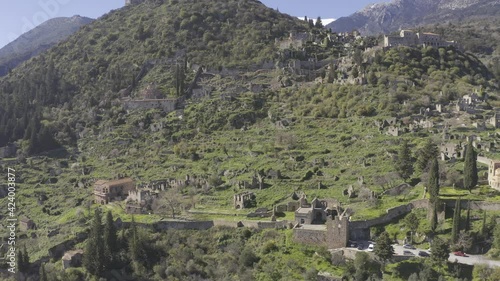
(384, 30, 457, 48)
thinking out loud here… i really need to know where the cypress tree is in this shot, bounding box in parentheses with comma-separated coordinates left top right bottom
(430, 201, 438, 233)
(40, 264, 48, 281)
(395, 140, 414, 182)
(17, 249, 24, 273)
(103, 211, 118, 270)
(481, 211, 487, 237)
(451, 198, 461, 243)
(463, 141, 478, 193)
(428, 157, 440, 204)
(416, 139, 438, 173)
(315, 16, 323, 28)
(84, 209, 104, 276)
(465, 201, 471, 232)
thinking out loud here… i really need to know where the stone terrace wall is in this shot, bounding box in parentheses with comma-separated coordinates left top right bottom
(349, 199, 429, 239)
(442, 199, 500, 211)
(153, 221, 214, 231)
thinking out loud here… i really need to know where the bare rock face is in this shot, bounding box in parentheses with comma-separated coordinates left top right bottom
(327, 0, 500, 35)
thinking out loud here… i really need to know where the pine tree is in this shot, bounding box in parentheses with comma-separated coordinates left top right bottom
(451, 198, 461, 244)
(103, 211, 118, 271)
(463, 141, 478, 193)
(84, 209, 104, 276)
(395, 140, 414, 182)
(374, 232, 394, 262)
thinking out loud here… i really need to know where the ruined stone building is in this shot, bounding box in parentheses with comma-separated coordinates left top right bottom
(93, 178, 135, 205)
(125, 189, 157, 214)
(20, 218, 36, 232)
(125, 0, 144, 6)
(233, 192, 256, 209)
(489, 113, 500, 128)
(439, 142, 465, 161)
(62, 250, 83, 270)
(294, 196, 341, 225)
(293, 207, 350, 249)
(384, 30, 457, 48)
(278, 31, 310, 50)
(489, 160, 500, 191)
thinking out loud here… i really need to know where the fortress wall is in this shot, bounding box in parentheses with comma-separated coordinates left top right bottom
(293, 228, 326, 246)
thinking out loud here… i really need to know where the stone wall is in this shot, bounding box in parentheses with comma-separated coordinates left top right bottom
(293, 228, 326, 246)
(441, 199, 500, 211)
(123, 98, 178, 113)
(153, 221, 214, 231)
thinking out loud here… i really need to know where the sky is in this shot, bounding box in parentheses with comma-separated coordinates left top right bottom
(0, 0, 391, 49)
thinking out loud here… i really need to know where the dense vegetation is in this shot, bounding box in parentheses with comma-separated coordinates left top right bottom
(0, 0, 500, 281)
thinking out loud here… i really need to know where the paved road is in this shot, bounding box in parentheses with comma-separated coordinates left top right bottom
(392, 244, 500, 267)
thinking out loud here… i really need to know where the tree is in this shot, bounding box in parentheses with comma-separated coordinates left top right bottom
(431, 237, 450, 265)
(315, 17, 323, 28)
(103, 211, 118, 270)
(463, 141, 478, 193)
(395, 140, 414, 182)
(40, 263, 48, 281)
(83, 209, 104, 276)
(456, 230, 473, 252)
(416, 138, 438, 173)
(17, 245, 29, 273)
(308, 19, 314, 29)
(481, 211, 487, 237)
(403, 212, 419, 243)
(465, 201, 471, 232)
(451, 198, 461, 244)
(493, 224, 500, 249)
(152, 187, 184, 219)
(374, 232, 394, 262)
(428, 157, 440, 204)
(430, 201, 438, 233)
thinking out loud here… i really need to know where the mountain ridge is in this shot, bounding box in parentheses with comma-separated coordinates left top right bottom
(0, 15, 94, 76)
(326, 0, 500, 35)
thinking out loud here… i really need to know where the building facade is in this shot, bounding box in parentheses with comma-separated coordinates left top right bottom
(93, 178, 135, 204)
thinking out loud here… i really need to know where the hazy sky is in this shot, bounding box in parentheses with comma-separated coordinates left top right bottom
(0, 0, 391, 48)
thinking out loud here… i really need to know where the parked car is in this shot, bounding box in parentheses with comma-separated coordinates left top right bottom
(349, 241, 358, 248)
(453, 251, 468, 257)
(357, 243, 364, 250)
(367, 244, 374, 252)
(418, 251, 430, 257)
(403, 250, 415, 256)
(403, 244, 416, 249)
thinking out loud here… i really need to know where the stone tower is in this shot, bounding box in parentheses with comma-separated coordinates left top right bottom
(326, 214, 349, 249)
(125, 0, 144, 6)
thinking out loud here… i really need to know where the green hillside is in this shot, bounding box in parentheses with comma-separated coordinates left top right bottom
(0, 0, 500, 280)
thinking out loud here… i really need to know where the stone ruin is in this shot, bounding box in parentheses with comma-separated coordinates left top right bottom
(233, 192, 256, 209)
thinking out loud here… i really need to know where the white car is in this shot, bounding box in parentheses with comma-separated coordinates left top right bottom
(367, 244, 374, 251)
